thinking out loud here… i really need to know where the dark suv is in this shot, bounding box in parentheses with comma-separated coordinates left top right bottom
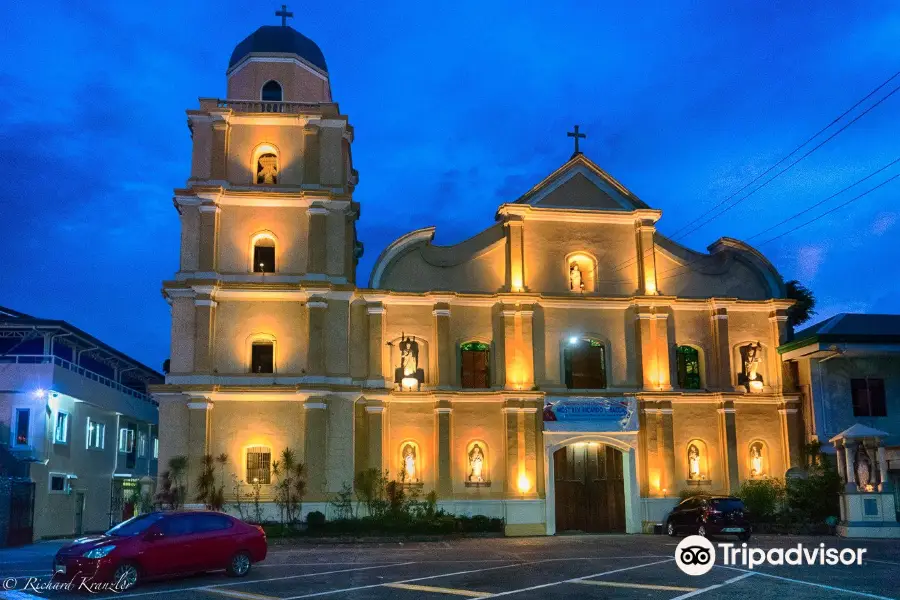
(666, 495, 751, 540)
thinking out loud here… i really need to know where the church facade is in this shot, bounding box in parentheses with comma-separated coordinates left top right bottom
(153, 19, 802, 535)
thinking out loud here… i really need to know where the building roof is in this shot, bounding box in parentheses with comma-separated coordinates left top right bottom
(0, 305, 164, 385)
(228, 25, 328, 73)
(779, 313, 900, 354)
(828, 423, 891, 442)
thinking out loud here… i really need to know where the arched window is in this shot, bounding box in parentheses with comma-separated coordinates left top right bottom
(246, 446, 271, 484)
(687, 439, 709, 481)
(261, 80, 283, 102)
(563, 337, 607, 389)
(676, 346, 701, 389)
(253, 236, 275, 273)
(460, 341, 490, 389)
(250, 341, 274, 373)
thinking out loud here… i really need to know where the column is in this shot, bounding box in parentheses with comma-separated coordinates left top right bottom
(502, 305, 518, 389)
(660, 403, 676, 493)
(318, 125, 342, 186)
(835, 442, 847, 481)
(719, 402, 740, 493)
(635, 307, 657, 389)
(506, 218, 525, 292)
(623, 447, 642, 534)
(844, 442, 857, 491)
(711, 307, 732, 390)
(307, 205, 328, 275)
(303, 124, 320, 184)
(193, 298, 216, 373)
(523, 406, 537, 496)
(186, 399, 212, 505)
(642, 406, 660, 496)
(504, 406, 519, 495)
(209, 119, 229, 182)
(878, 445, 891, 491)
(197, 205, 220, 272)
(435, 402, 453, 497)
(654, 310, 672, 390)
(366, 303, 385, 386)
(306, 298, 327, 376)
(433, 303, 452, 388)
(636, 220, 659, 295)
(365, 402, 384, 472)
(519, 305, 535, 389)
(304, 398, 328, 497)
(778, 404, 802, 469)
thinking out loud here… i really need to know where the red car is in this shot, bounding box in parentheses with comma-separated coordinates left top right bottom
(53, 511, 267, 589)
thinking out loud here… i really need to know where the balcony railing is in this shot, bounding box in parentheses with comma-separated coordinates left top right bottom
(0, 355, 156, 405)
(210, 99, 333, 114)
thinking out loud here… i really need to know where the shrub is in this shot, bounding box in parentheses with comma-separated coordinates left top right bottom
(737, 478, 784, 521)
(786, 460, 841, 524)
(678, 488, 707, 500)
(307, 511, 326, 529)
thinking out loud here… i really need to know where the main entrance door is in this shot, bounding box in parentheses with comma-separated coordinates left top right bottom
(554, 443, 625, 533)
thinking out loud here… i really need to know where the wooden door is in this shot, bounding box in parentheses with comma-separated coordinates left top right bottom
(554, 444, 625, 533)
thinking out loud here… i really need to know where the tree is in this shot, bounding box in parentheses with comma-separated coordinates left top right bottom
(785, 280, 816, 330)
(156, 455, 188, 510)
(271, 447, 307, 528)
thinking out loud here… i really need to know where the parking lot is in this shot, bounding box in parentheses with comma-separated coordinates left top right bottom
(1, 535, 897, 600)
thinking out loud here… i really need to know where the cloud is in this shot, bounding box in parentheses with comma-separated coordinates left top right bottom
(872, 212, 897, 236)
(795, 245, 827, 282)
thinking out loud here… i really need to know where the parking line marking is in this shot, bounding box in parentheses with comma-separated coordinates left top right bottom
(667, 572, 755, 600)
(574, 580, 698, 592)
(107, 562, 415, 599)
(283, 561, 536, 599)
(384, 583, 490, 598)
(481, 558, 674, 598)
(715, 565, 895, 600)
(205, 589, 280, 600)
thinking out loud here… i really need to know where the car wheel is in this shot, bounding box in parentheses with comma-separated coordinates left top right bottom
(666, 521, 677, 537)
(227, 551, 252, 577)
(697, 524, 707, 538)
(739, 532, 751, 542)
(113, 562, 140, 590)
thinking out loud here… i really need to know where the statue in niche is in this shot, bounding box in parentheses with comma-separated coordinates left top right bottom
(468, 444, 485, 482)
(738, 342, 764, 390)
(749, 442, 764, 477)
(688, 444, 702, 480)
(257, 153, 278, 184)
(569, 262, 584, 291)
(401, 443, 417, 482)
(855, 447, 872, 489)
(394, 333, 425, 390)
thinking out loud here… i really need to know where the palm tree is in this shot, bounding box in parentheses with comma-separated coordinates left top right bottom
(785, 280, 816, 331)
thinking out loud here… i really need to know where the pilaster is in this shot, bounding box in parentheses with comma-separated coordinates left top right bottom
(186, 400, 213, 503)
(778, 404, 802, 469)
(366, 303, 385, 386)
(503, 404, 519, 495)
(636, 306, 671, 390)
(505, 218, 525, 292)
(718, 402, 740, 493)
(304, 398, 328, 497)
(303, 124, 320, 184)
(365, 403, 384, 472)
(435, 401, 453, 497)
(636, 220, 658, 295)
(209, 119, 230, 182)
(769, 311, 789, 390)
(306, 297, 327, 376)
(197, 205, 220, 272)
(711, 307, 732, 390)
(307, 205, 328, 275)
(193, 298, 216, 373)
(659, 403, 676, 492)
(501, 306, 517, 389)
(433, 304, 452, 388)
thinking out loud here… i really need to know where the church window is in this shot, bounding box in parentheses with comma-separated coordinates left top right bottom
(253, 238, 275, 273)
(261, 80, 283, 102)
(851, 378, 886, 417)
(251, 342, 274, 374)
(256, 153, 278, 185)
(246, 446, 271, 484)
(563, 338, 606, 389)
(460, 341, 490, 389)
(676, 346, 702, 390)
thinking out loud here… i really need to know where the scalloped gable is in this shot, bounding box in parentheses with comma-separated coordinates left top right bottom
(514, 154, 650, 211)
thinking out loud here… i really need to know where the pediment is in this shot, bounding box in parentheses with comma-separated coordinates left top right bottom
(515, 155, 649, 211)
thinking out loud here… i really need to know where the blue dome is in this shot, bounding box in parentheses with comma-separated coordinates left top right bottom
(229, 26, 328, 73)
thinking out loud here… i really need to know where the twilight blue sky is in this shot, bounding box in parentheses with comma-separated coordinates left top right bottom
(1, 1, 898, 369)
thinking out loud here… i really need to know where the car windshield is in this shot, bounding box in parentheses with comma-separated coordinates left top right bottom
(106, 513, 165, 537)
(711, 499, 745, 511)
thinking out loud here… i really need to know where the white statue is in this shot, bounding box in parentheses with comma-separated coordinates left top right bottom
(688, 444, 701, 479)
(856, 448, 872, 489)
(750, 443, 763, 477)
(468, 444, 485, 482)
(257, 154, 278, 184)
(569, 263, 583, 291)
(402, 443, 417, 482)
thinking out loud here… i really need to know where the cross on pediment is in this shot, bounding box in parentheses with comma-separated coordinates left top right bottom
(567, 125, 586, 156)
(276, 4, 294, 26)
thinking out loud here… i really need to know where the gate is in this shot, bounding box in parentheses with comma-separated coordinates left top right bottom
(7, 480, 35, 546)
(554, 443, 625, 533)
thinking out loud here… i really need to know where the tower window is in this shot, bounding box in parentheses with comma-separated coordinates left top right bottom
(251, 342, 274, 374)
(676, 346, 702, 389)
(253, 238, 275, 273)
(460, 341, 490, 389)
(261, 80, 283, 102)
(563, 338, 607, 389)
